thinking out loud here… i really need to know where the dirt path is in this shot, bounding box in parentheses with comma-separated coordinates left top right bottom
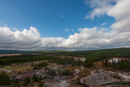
(73, 74, 78, 80)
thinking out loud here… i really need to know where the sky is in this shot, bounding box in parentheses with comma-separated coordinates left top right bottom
(0, 0, 130, 50)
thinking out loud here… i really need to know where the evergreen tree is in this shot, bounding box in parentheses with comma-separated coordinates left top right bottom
(0, 72, 11, 86)
(104, 59, 109, 67)
(38, 82, 43, 87)
(23, 77, 30, 86)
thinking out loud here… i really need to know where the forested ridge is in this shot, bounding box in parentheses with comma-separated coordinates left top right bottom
(0, 48, 130, 69)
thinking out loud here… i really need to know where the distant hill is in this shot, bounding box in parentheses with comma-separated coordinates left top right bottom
(1, 48, 130, 55)
(40, 48, 130, 58)
(0, 50, 41, 54)
(40, 48, 130, 53)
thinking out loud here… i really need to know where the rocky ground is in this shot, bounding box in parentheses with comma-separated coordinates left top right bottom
(80, 69, 130, 87)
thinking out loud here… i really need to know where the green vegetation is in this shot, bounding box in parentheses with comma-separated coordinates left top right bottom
(44, 48, 130, 68)
(0, 55, 58, 65)
(0, 48, 130, 86)
(23, 77, 31, 86)
(52, 58, 83, 66)
(38, 82, 44, 87)
(113, 74, 120, 79)
(0, 72, 11, 86)
(84, 59, 94, 67)
(0, 50, 41, 54)
(103, 59, 130, 69)
(1, 48, 130, 68)
(32, 74, 42, 82)
(41, 48, 130, 57)
(13, 79, 21, 87)
(32, 62, 48, 69)
(38, 62, 47, 67)
(47, 69, 57, 76)
(60, 70, 72, 76)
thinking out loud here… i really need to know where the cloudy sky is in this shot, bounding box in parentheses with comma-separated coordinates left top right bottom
(0, 0, 130, 50)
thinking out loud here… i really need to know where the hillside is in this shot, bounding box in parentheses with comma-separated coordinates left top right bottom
(0, 50, 41, 54)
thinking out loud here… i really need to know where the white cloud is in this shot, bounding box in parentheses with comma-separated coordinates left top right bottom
(0, 0, 130, 50)
(43, 0, 130, 50)
(107, 0, 130, 33)
(0, 25, 130, 50)
(0, 26, 41, 50)
(85, 0, 115, 19)
(107, 0, 130, 21)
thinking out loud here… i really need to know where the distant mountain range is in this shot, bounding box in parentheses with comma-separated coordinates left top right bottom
(0, 48, 130, 54)
(0, 50, 41, 54)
